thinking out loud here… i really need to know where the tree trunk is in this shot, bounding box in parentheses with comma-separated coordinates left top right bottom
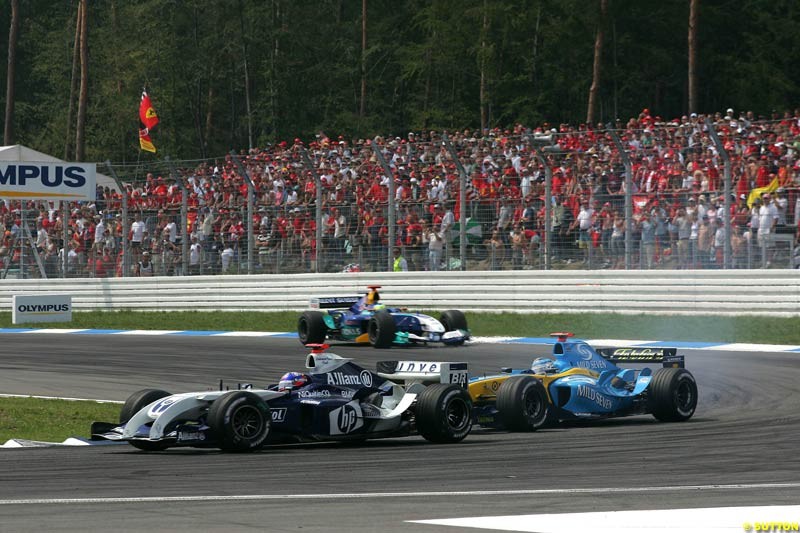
(360, 0, 367, 118)
(586, 0, 607, 125)
(479, 0, 489, 133)
(64, 1, 82, 159)
(75, 0, 89, 161)
(422, 30, 433, 132)
(205, 85, 214, 147)
(688, 0, 699, 113)
(4, 0, 20, 145)
(530, 4, 541, 85)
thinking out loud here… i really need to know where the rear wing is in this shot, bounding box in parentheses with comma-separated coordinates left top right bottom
(309, 296, 362, 310)
(376, 361, 468, 388)
(597, 348, 685, 368)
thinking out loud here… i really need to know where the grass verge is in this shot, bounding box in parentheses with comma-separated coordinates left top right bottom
(0, 310, 798, 344)
(0, 397, 120, 444)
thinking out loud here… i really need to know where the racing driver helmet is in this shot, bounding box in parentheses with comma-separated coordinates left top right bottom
(530, 357, 556, 375)
(278, 371, 310, 391)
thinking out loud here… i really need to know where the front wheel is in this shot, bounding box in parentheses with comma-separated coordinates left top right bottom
(648, 368, 697, 422)
(298, 311, 327, 345)
(368, 310, 396, 349)
(496, 376, 549, 431)
(440, 310, 468, 345)
(119, 388, 172, 424)
(119, 388, 172, 452)
(415, 384, 473, 443)
(440, 310, 468, 333)
(208, 391, 271, 452)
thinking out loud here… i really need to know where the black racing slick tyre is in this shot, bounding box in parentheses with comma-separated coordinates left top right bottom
(120, 388, 171, 424)
(440, 310, 468, 334)
(368, 310, 396, 349)
(496, 376, 549, 431)
(208, 391, 271, 452)
(120, 388, 172, 452)
(648, 368, 698, 422)
(415, 384, 473, 443)
(298, 311, 327, 345)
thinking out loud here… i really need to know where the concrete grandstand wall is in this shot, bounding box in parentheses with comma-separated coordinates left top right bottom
(1, 270, 798, 317)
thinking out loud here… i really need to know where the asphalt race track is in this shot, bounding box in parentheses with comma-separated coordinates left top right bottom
(1, 334, 799, 533)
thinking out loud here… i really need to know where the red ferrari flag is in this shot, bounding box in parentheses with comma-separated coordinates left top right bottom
(139, 91, 159, 130)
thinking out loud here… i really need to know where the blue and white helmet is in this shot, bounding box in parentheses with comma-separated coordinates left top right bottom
(531, 357, 556, 375)
(278, 371, 310, 391)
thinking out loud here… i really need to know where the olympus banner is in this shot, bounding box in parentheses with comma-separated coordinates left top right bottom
(0, 162, 96, 200)
(12, 295, 72, 324)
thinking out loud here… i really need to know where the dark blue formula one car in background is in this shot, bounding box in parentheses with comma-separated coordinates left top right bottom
(469, 333, 698, 431)
(297, 285, 470, 348)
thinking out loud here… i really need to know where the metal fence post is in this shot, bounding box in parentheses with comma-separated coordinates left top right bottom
(705, 118, 732, 269)
(230, 152, 256, 274)
(442, 133, 467, 271)
(608, 126, 632, 269)
(165, 157, 189, 275)
(371, 139, 396, 272)
(299, 147, 322, 274)
(531, 146, 552, 270)
(105, 161, 129, 277)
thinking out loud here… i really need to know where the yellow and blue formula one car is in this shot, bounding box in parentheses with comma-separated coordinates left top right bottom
(469, 333, 697, 431)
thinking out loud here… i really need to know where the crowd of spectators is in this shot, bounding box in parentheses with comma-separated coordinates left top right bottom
(3, 106, 800, 277)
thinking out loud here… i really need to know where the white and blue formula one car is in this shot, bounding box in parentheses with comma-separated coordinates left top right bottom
(91, 344, 473, 452)
(297, 285, 470, 348)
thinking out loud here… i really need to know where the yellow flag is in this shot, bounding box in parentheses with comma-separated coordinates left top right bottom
(747, 177, 779, 208)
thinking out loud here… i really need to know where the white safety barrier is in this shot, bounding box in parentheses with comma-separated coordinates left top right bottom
(0, 270, 798, 317)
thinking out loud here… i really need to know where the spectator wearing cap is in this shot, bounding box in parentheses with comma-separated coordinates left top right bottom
(392, 246, 408, 272)
(134, 251, 154, 277)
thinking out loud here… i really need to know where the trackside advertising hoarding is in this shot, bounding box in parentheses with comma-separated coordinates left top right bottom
(0, 162, 96, 201)
(12, 295, 72, 324)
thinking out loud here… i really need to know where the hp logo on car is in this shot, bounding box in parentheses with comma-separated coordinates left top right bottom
(337, 403, 359, 434)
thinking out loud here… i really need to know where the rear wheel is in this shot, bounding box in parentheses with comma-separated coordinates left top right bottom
(496, 376, 549, 431)
(298, 311, 327, 345)
(208, 391, 271, 452)
(368, 310, 396, 349)
(648, 368, 698, 422)
(119, 389, 172, 452)
(415, 384, 473, 443)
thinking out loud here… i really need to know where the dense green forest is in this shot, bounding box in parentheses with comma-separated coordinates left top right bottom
(1, 0, 799, 163)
